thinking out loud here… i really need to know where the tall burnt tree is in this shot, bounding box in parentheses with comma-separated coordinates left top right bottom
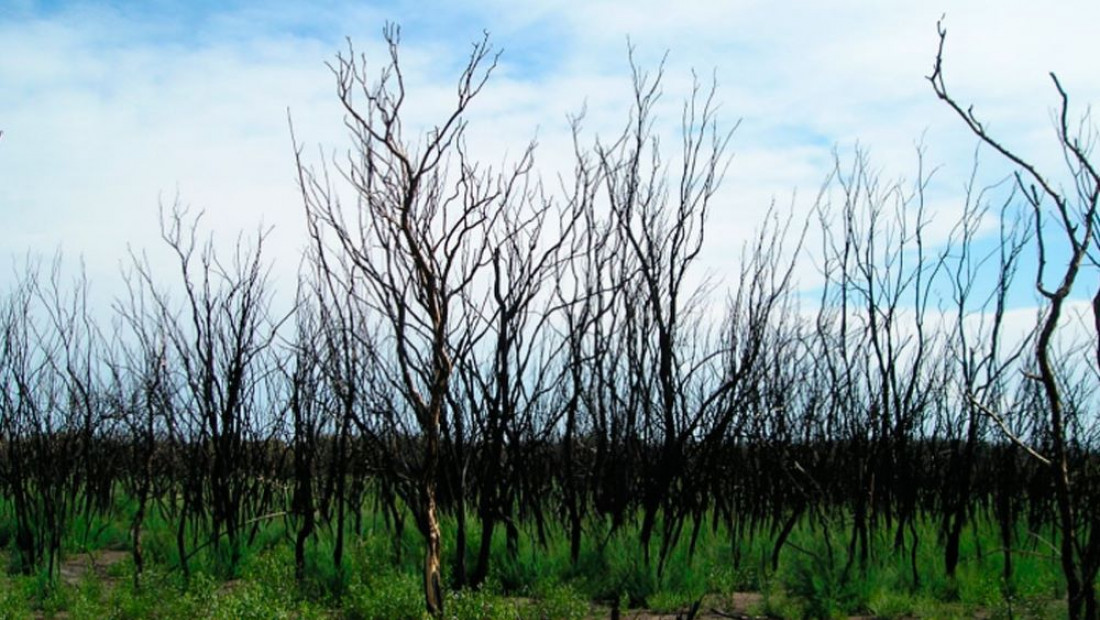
(297, 25, 533, 614)
(932, 20, 1100, 620)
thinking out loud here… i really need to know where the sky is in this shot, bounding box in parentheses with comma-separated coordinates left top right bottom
(3, 0, 1100, 321)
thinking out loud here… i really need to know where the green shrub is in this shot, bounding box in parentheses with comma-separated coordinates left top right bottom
(867, 588, 918, 619)
(93, 568, 215, 620)
(527, 583, 588, 620)
(209, 580, 287, 620)
(646, 589, 700, 614)
(445, 587, 519, 620)
(344, 572, 424, 620)
(0, 576, 31, 620)
(758, 583, 802, 620)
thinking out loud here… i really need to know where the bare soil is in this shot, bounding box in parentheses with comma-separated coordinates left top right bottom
(589, 592, 768, 619)
(57, 548, 130, 588)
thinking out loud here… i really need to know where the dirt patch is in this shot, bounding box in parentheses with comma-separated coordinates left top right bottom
(726, 591, 765, 615)
(589, 592, 768, 619)
(609, 610, 759, 620)
(58, 549, 130, 588)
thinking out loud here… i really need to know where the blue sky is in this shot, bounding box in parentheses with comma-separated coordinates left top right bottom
(2, 1, 1100, 326)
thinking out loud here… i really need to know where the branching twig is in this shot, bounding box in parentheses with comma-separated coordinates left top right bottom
(967, 396, 1051, 466)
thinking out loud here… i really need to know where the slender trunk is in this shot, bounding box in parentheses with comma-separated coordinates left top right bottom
(470, 512, 496, 588)
(292, 437, 314, 583)
(423, 398, 445, 616)
(382, 481, 405, 564)
(943, 505, 965, 584)
(563, 381, 583, 565)
(944, 441, 975, 582)
(454, 493, 468, 588)
(424, 483, 444, 615)
(450, 397, 469, 588)
(294, 513, 312, 584)
(333, 413, 350, 571)
(12, 467, 37, 573)
(334, 483, 346, 572)
(639, 455, 677, 566)
(131, 478, 149, 588)
(176, 499, 190, 580)
(639, 496, 657, 566)
(569, 509, 583, 565)
(1038, 296, 1087, 620)
(687, 508, 704, 562)
(505, 516, 520, 559)
(657, 509, 686, 578)
(771, 503, 804, 572)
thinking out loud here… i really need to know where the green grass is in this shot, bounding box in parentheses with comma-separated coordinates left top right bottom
(0, 493, 1077, 619)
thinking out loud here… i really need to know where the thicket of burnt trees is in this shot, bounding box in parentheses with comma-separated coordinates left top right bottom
(124, 204, 283, 578)
(744, 142, 1040, 597)
(805, 149, 950, 586)
(0, 259, 113, 578)
(936, 169, 1032, 586)
(294, 182, 414, 577)
(282, 283, 322, 583)
(292, 228, 375, 576)
(554, 143, 623, 565)
(192, 36, 1084, 620)
(450, 154, 577, 589)
(931, 21, 1100, 620)
(585, 55, 733, 573)
(280, 255, 380, 584)
(110, 263, 176, 588)
(700, 215, 805, 571)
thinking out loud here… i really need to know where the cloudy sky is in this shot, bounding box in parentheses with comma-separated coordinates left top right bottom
(3, 1, 1099, 314)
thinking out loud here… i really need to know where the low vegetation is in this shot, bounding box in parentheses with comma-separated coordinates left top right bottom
(0, 497, 1076, 618)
